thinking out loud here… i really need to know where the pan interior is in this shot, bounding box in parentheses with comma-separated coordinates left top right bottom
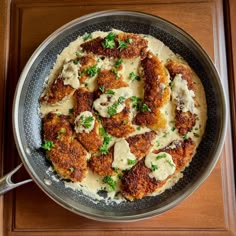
(14, 11, 225, 220)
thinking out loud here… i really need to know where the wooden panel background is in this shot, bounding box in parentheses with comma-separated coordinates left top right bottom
(0, 0, 235, 235)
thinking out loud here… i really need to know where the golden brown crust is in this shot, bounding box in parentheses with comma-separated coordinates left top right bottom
(121, 138, 195, 200)
(134, 52, 170, 131)
(126, 131, 156, 160)
(97, 69, 128, 91)
(73, 88, 103, 153)
(40, 78, 74, 105)
(89, 148, 116, 176)
(120, 159, 166, 201)
(101, 100, 135, 138)
(43, 113, 88, 182)
(81, 33, 148, 59)
(175, 110, 197, 135)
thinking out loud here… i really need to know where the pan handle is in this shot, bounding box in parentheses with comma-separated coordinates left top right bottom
(0, 164, 32, 195)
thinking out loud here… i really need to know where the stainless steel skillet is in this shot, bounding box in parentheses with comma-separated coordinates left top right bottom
(0, 10, 227, 222)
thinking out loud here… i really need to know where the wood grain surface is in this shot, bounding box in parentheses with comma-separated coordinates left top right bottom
(0, 0, 235, 235)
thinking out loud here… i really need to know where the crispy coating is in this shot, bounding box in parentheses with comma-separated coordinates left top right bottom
(73, 88, 103, 153)
(43, 113, 88, 182)
(78, 54, 97, 83)
(102, 100, 135, 138)
(97, 69, 128, 91)
(166, 60, 196, 135)
(120, 159, 165, 201)
(175, 110, 197, 135)
(40, 78, 74, 105)
(81, 33, 148, 59)
(89, 148, 116, 176)
(126, 131, 156, 160)
(159, 138, 196, 172)
(121, 138, 195, 200)
(134, 52, 170, 131)
(165, 60, 194, 90)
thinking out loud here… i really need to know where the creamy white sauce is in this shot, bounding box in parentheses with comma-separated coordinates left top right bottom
(74, 111, 95, 133)
(145, 152, 176, 181)
(39, 30, 208, 204)
(61, 61, 80, 89)
(112, 139, 137, 170)
(93, 87, 132, 117)
(172, 74, 195, 113)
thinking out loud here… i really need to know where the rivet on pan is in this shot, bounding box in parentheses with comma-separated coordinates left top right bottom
(44, 178, 52, 186)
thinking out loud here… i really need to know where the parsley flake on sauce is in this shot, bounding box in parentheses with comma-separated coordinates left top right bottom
(129, 72, 140, 81)
(102, 32, 116, 49)
(83, 33, 92, 42)
(103, 176, 116, 191)
(41, 140, 54, 151)
(114, 59, 123, 68)
(99, 127, 112, 155)
(141, 103, 151, 112)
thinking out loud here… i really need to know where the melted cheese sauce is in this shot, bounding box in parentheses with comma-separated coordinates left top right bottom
(39, 29, 207, 204)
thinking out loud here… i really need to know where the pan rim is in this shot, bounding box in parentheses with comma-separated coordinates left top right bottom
(12, 9, 227, 222)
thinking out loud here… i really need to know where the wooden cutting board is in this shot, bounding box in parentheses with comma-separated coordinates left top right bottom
(0, 0, 235, 235)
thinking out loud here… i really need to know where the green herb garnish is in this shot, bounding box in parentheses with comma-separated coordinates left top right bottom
(183, 134, 188, 140)
(73, 59, 79, 65)
(129, 72, 140, 81)
(114, 59, 123, 68)
(193, 132, 200, 138)
(103, 176, 116, 191)
(117, 38, 133, 51)
(130, 96, 142, 110)
(102, 32, 116, 49)
(105, 89, 115, 95)
(83, 33, 92, 42)
(68, 108, 74, 114)
(99, 127, 112, 155)
(137, 126, 141, 131)
(122, 120, 127, 125)
(156, 153, 167, 160)
(111, 68, 119, 80)
(118, 96, 126, 104)
(151, 163, 158, 171)
(141, 103, 151, 112)
(69, 167, 74, 172)
(128, 159, 137, 165)
(166, 160, 175, 167)
(41, 140, 54, 151)
(99, 85, 105, 93)
(82, 65, 100, 77)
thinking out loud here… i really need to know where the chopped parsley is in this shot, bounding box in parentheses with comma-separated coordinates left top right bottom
(117, 173, 123, 179)
(102, 32, 116, 49)
(137, 126, 141, 131)
(128, 159, 137, 165)
(118, 96, 126, 104)
(151, 163, 158, 171)
(73, 59, 79, 65)
(122, 120, 127, 125)
(56, 128, 66, 139)
(114, 59, 123, 68)
(156, 153, 167, 160)
(99, 127, 112, 155)
(99, 85, 105, 93)
(85, 83, 88, 87)
(69, 167, 74, 172)
(117, 38, 133, 51)
(103, 176, 116, 191)
(193, 132, 200, 138)
(156, 140, 160, 147)
(113, 167, 118, 173)
(162, 132, 169, 138)
(111, 68, 119, 80)
(41, 140, 54, 151)
(68, 108, 74, 114)
(82, 65, 100, 77)
(105, 89, 115, 95)
(169, 81, 174, 89)
(78, 115, 94, 129)
(183, 134, 188, 140)
(171, 127, 176, 132)
(107, 102, 119, 117)
(75, 51, 81, 57)
(141, 103, 151, 112)
(130, 96, 142, 110)
(166, 160, 175, 167)
(129, 72, 140, 81)
(83, 33, 92, 42)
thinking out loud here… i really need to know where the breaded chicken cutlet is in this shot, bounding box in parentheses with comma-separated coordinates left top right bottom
(73, 88, 103, 153)
(81, 32, 148, 59)
(134, 52, 170, 131)
(43, 113, 88, 182)
(121, 138, 195, 200)
(166, 60, 197, 135)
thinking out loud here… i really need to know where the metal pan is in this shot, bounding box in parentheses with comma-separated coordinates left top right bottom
(0, 10, 227, 222)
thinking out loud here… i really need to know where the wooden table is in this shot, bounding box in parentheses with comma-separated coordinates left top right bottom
(0, 0, 236, 235)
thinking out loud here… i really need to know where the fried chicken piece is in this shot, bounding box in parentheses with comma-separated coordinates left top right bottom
(81, 32, 148, 59)
(43, 113, 88, 182)
(40, 78, 74, 105)
(134, 52, 170, 131)
(89, 148, 116, 176)
(121, 138, 195, 200)
(120, 159, 165, 201)
(126, 131, 156, 160)
(78, 54, 97, 83)
(73, 88, 103, 153)
(166, 60, 197, 135)
(101, 100, 135, 138)
(97, 69, 128, 91)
